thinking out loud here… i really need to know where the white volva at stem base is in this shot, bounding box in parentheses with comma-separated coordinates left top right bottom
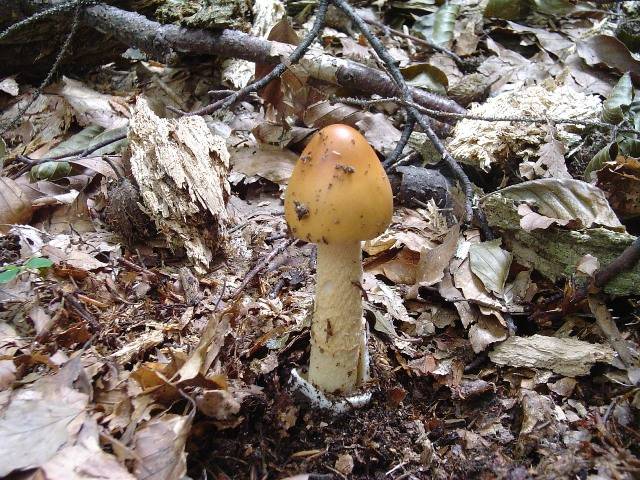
(308, 241, 368, 395)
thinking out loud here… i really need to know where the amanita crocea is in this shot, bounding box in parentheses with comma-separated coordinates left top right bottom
(284, 124, 393, 396)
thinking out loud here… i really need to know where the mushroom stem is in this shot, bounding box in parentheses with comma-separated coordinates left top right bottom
(309, 241, 367, 394)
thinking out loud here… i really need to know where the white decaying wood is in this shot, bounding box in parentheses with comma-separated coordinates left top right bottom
(308, 241, 368, 394)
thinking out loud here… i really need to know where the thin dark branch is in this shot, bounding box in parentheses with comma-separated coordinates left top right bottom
(10, 133, 127, 180)
(0, 0, 92, 42)
(594, 237, 640, 289)
(228, 239, 296, 300)
(335, 95, 639, 133)
(0, 0, 86, 135)
(534, 237, 640, 321)
(383, 114, 416, 170)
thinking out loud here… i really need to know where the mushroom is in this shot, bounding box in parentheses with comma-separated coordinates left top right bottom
(284, 124, 393, 396)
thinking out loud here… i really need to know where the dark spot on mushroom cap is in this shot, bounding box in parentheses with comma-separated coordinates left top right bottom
(294, 201, 309, 220)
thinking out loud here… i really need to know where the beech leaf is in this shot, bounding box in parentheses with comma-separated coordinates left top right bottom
(490, 178, 623, 232)
(602, 73, 633, 124)
(469, 239, 513, 296)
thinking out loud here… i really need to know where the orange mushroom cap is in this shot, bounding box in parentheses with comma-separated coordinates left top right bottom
(284, 124, 393, 244)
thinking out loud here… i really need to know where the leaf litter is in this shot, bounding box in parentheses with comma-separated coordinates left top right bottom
(1, 0, 640, 479)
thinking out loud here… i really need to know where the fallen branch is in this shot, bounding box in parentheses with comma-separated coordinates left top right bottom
(78, 3, 464, 116)
(228, 239, 297, 301)
(184, 0, 330, 117)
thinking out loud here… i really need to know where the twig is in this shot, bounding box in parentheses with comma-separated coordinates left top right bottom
(335, 95, 640, 134)
(330, 0, 476, 223)
(182, 0, 330, 117)
(594, 237, 640, 288)
(10, 133, 127, 180)
(0, 0, 86, 135)
(536, 237, 640, 321)
(383, 114, 416, 170)
(0, 0, 92, 42)
(228, 238, 296, 300)
(364, 18, 466, 67)
(60, 289, 100, 331)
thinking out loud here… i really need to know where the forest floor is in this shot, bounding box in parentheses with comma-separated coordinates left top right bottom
(0, 1, 639, 479)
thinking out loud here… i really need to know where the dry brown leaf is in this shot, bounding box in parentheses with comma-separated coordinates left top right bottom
(519, 124, 570, 180)
(0, 77, 19, 96)
(195, 389, 241, 420)
(0, 359, 16, 390)
(133, 413, 192, 480)
(468, 316, 507, 353)
(58, 77, 129, 130)
(230, 144, 298, 185)
(365, 247, 419, 285)
(576, 35, 640, 82)
(355, 112, 402, 156)
(0, 177, 33, 233)
(40, 418, 135, 480)
(548, 377, 577, 397)
(596, 156, 640, 220)
(576, 254, 599, 276)
(412, 224, 460, 291)
(0, 359, 88, 476)
(176, 312, 230, 381)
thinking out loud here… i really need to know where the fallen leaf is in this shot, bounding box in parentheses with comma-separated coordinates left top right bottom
(133, 413, 192, 480)
(468, 315, 508, 353)
(230, 143, 298, 185)
(548, 377, 577, 397)
(412, 224, 460, 290)
(494, 178, 623, 232)
(58, 77, 129, 130)
(576, 254, 599, 276)
(576, 35, 640, 82)
(468, 238, 513, 296)
(0, 177, 33, 233)
(40, 418, 135, 480)
(519, 123, 570, 180)
(0, 77, 19, 96)
(0, 359, 88, 476)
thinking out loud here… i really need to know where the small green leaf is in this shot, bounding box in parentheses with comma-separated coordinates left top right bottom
(584, 143, 617, 181)
(484, 0, 530, 20)
(29, 161, 72, 181)
(533, 0, 573, 16)
(602, 73, 633, 124)
(0, 138, 6, 169)
(431, 4, 460, 47)
(619, 137, 640, 158)
(46, 125, 105, 159)
(89, 125, 129, 156)
(0, 266, 20, 283)
(24, 257, 54, 270)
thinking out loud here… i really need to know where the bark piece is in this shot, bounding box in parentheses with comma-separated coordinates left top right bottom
(489, 334, 615, 376)
(128, 98, 229, 272)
